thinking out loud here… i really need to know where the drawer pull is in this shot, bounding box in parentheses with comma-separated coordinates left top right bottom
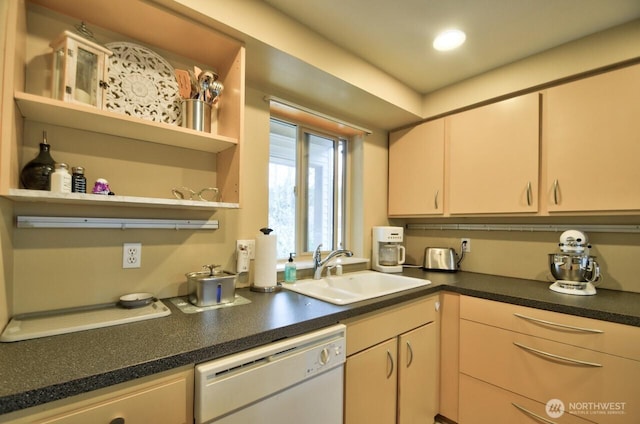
(514, 342, 602, 367)
(386, 350, 394, 379)
(512, 402, 557, 424)
(406, 341, 414, 367)
(110, 418, 125, 424)
(513, 313, 603, 333)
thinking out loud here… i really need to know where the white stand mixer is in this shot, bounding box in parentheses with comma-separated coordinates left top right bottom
(549, 230, 600, 296)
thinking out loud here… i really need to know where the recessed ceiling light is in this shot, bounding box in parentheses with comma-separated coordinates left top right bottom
(433, 29, 466, 51)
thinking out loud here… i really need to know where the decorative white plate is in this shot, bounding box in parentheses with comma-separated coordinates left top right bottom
(105, 42, 181, 125)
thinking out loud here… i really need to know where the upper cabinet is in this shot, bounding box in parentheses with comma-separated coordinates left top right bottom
(543, 64, 640, 214)
(388, 119, 445, 217)
(387, 63, 640, 218)
(447, 93, 540, 215)
(0, 0, 245, 210)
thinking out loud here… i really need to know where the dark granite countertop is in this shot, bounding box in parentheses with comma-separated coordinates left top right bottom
(1, 271, 639, 416)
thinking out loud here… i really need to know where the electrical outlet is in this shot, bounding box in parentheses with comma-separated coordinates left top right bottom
(236, 239, 256, 259)
(461, 238, 471, 253)
(123, 243, 142, 269)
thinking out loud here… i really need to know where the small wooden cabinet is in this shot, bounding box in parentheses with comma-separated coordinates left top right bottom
(459, 296, 640, 424)
(2, 367, 194, 424)
(543, 63, 640, 213)
(448, 93, 540, 215)
(342, 295, 439, 424)
(388, 119, 445, 216)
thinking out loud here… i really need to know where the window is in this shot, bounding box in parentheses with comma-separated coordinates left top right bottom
(269, 118, 347, 258)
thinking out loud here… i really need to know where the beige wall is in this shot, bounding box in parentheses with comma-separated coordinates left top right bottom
(422, 19, 640, 119)
(7, 85, 388, 315)
(402, 227, 640, 294)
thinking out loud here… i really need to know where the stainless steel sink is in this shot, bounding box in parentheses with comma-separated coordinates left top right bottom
(282, 270, 431, 305)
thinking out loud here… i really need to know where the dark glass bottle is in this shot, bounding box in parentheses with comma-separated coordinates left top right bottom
(20, 131, 56, 190)
(72, 166, 87, 193)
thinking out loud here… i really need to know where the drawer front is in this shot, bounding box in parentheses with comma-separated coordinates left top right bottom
(17, 370, 193, 424)
(460, 374, 592, 424)
(34, 374, 191, 424)
(460, 295, 640, 360)
(460, 319, 639, 424)
(343, 295, 438, 356)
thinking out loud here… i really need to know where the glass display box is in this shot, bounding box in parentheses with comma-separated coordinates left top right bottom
(50, 30, 112, 108)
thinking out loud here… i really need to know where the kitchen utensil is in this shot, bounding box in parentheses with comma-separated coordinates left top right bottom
(379, 243, 404, 266)
(181, 98, 211, 132)
(187, 265, 237, 306)
(188, 69, 199, 98)
(372, 226, 405, 273)
(548, 230, 600, 295)
(118, 292, 155, 308)
(423, 247, 458, 272)
(175, 69, 192, 99)
(549, 253, 600, 282)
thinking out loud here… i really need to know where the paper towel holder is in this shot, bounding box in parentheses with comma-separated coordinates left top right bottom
(250, 227, 282, 293)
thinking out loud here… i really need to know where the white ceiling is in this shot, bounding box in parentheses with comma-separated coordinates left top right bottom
(263, 0, 640, 94)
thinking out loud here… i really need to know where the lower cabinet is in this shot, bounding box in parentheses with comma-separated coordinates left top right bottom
(459, 296, 640, 424)
(342, 296, 439, 424)
(3, 367, 194, 424)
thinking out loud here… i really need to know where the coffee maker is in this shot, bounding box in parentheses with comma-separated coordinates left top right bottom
(548, 230, 600, 296)
(372, 226, 406, 273)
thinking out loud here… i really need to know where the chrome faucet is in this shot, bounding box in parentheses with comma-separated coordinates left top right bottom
(313, 244, 353, 279)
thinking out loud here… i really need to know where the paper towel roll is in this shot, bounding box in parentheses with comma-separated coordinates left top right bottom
(254, 228, 277, 288)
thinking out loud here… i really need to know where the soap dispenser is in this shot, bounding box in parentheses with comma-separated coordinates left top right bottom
(284, 253, 297, 283)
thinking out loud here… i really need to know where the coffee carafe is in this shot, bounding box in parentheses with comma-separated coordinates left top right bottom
(372, 226, 405, 273)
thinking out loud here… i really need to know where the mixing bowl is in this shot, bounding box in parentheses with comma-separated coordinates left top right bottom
(548, 253, 598, 282)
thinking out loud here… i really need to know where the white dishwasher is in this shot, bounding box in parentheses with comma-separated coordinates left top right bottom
(195, 324, 346, 424)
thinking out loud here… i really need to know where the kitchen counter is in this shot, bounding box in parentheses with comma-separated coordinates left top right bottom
(1, 270, 639, 416)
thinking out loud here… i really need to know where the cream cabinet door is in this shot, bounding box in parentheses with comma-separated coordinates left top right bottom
(345, 338, 398, 424)
(448, 93, 540, 214)
(397, 323, 437, 424)
(388, 119, 445, 216)
(544, 64, 640, 212)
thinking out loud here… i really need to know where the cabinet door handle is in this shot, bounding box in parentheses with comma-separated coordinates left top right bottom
(406, 341, 414, 368)
(386, 350, 394, 379)
(512, 402, 558, 424)
(513, 342, 602, 367)
(513, 313, 603, 333)
(434, 189, 439, 210)
(552, 179, 559, 205)
(526, 182, 532, 206)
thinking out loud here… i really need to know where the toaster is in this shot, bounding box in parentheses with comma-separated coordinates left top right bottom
(423, 247, 458, 272)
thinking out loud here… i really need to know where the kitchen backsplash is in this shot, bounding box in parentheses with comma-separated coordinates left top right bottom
(404, 227, 640, 293)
